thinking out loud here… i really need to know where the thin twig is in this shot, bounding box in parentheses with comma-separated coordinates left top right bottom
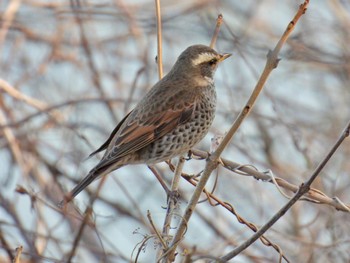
(0, 228, 13, 261)
(133, 235, 154, 263)
(209, 14, 223, 49)
(157, 157, 185, 261)
(190, 148, 350, 212)
(221, 119, 350, 260)
(163, 157, 184, 234)
(183, 177, 290, 262)
(0, 109, 27, 176)
(0, 78, 63, 122)
(147, 210, 167, 249)
(66, 207, 93, 262)
(12, 246, 23, 263)
(154, 0, 184, 261)
(148, 166, 171, 194)
(155, 0, 163, 79)
(0, 97, 126, 129)
(0, 0, 22, 54)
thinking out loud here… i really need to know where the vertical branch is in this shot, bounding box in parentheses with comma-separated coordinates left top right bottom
(157, 157, 185, 261)
(0, 0, 22, 53)
(13, 246, 23, 263)
(155, 0, 163, 79)
(154, 1, 185, 261)
(0, 109, 26, 175)
(163, 157, 184, 235)
(209, 14, 223, 49)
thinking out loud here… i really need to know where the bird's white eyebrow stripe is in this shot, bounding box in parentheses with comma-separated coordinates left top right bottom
(192, 52, 217, 66)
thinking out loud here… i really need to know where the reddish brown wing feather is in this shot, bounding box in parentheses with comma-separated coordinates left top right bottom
(88, 111, 132, 158)
(60, 106, 194, 203)
(94, 104, 194, 170)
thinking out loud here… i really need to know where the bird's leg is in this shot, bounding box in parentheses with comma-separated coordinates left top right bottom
(185, 150, 193, 160)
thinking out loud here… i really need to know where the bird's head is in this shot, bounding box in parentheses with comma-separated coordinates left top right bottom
(170, 45, 231, 85)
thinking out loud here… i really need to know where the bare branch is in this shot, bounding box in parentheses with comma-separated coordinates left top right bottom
(155, 0, 163, 79)
(209, 14, 223, 49)
(221, 119, 350, 260)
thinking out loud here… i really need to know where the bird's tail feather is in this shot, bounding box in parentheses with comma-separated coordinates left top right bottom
(58, 168, 102, 208)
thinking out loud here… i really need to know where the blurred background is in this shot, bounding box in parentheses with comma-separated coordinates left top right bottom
(1, 0, 350, 262)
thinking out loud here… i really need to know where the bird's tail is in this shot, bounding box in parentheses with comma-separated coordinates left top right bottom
(58, 167, 104, 208)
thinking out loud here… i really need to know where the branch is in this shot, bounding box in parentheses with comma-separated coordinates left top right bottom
(221, 119, 350, 260)
(66, 207, 93, 262)
(190, 148, 350, 212)
(166, 1, 310, 259)
(155, 0, 163, 79)
(0, 0, 21, 53)
(157, 158, 184, 261)
(183, 176, 290, 262)
(13, 246, 23, 263)
(209, 14, 223, 49)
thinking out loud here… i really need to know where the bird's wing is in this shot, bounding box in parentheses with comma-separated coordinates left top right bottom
(61, 105, 194, 203)
(88, 111, 132, 158)
(94, 102, 194, 170)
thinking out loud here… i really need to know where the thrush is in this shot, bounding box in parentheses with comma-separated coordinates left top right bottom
(60, 44, 231, 206)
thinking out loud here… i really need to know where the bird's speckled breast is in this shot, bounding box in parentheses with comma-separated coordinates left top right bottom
(139, 84, 217, 164)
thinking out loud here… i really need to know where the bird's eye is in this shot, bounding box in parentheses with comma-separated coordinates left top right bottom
(208, 58, 217, 65)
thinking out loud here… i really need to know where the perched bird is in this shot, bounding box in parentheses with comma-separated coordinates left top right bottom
(60, 44, 231, 206)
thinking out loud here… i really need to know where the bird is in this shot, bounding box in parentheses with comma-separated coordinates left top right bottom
(59, 44, 231, 206)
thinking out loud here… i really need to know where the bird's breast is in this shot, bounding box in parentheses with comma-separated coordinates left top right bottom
(138, 85, 217, 164)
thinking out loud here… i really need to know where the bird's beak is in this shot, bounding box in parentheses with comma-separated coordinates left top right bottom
(218, 53, 232, 63)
